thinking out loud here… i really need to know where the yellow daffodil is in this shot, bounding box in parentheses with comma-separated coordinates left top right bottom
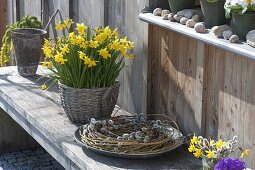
(47, 61, 53, 68)
(241, 150, 250, 158)
(41, 84, 47, 90)
(54, 52, 65, 64)
(89, 40, 99, 48)
(103, 26, 112, 36)
(76, 23, 87, 35)
(69, 32, 75, 39)
(191, 135, 199, 145)
(80, 41, 88, 49)
(79, 51, 87, 60)
(61, 45, 69, 54)
(119, 45, 127, 57)
(99, 48, 111, 59)
(109, 40, 120, 50)
(42, 60, 47, 68)
(55, 23, 64, 31)
(215, 139, 225, 149)
(95, 33, 108, 44)
(193, 149, 202, 158)
(188, 144, 196, 153)
(84, 57, 97, 68)
(63, 19, 73, 29)
(42, 46, 52, 58)
(205, 150, 215, 159)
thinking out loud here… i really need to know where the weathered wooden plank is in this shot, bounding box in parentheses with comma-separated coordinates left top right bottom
(107, 0, 151, 114)
(148, 25, 204, 135)
(78, 0, 107, 27)
(0, 66, 201, 170)
(139, 13, 255, 60)
(204, 48, 255, 167)
(19, 0, 41, 20)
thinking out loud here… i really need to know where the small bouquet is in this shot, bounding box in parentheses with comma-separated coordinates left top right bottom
(188, 134, 250, 169)
(225, 0, 255, 18)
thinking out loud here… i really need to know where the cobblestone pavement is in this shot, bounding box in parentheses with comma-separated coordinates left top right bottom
(0, 148, 64, 170)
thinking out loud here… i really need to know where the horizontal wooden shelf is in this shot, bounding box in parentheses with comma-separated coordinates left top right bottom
(0, 66, 201, 170)
(139, 13, 255, 60)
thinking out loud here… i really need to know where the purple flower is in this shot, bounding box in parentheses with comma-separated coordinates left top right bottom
(214, 158, 246, 170)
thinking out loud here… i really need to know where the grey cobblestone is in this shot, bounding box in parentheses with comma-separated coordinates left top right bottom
(0, 148, 64, 170)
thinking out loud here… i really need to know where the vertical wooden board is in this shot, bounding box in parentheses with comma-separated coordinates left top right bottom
(218, 53, 255, 168)
(78, 0, 106, 27)
(204, 46, 255, 167)
(20, 0, 41, 20)
(203, 45, 225, 138)
(148, 26, 204, 135)
(107, 0, 149, 113)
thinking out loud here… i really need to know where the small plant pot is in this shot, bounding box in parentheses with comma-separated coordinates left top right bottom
(230, 12, 255, 40)
(11, 28, 47, 76)
(168, 0, 196, 14)
(59, 81, 120, 124)
(200, 0, 226, 28)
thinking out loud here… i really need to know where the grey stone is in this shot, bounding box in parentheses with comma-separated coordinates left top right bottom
(173, 14, 182, 22)
(186, 19, 196, 28)
(177, 9, 202, 19)
(229, 35, 239, 43)
(223, 30, 233, 40)
(180, 17, 189, 25)
(162, 14, 169, 20)
(192, 15, 200, 23)
(153, 8, 162, 16)
(211, 25, 231, 37)
(194, 22, 206, 33)
(168, 13, 175, 22)
(161, 9, 171, 17)
(15, 153, 26, 158)
(246, 30, 255, 48)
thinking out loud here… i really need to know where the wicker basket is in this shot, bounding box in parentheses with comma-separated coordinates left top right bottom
(59, 81, 120, 124)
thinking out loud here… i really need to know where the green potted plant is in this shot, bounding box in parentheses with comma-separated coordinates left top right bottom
(41, 19, 134, 124)
(188, 134, 250, 170)
(0, 15, 45, 76)
(200, 0, 226, 28)
(225, 0, 255, 40)
(168, 0, 197, 13)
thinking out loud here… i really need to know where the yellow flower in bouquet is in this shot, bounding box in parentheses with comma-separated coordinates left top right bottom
(188, 134, 251, 163)
(41, 19, 134, 89)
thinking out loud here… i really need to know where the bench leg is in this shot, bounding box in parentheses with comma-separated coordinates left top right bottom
(0, 108, 39, 153)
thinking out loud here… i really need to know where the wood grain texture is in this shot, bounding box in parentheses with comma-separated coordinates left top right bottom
(147, 24, 255, 168)
(19, 0, 41, 21)
(203, 46, 255, 168)
(148, 25, 204, 135)
(0, 66, 201, 170)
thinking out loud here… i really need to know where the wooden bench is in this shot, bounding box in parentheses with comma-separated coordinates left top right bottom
(0, 66, 201, 170)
